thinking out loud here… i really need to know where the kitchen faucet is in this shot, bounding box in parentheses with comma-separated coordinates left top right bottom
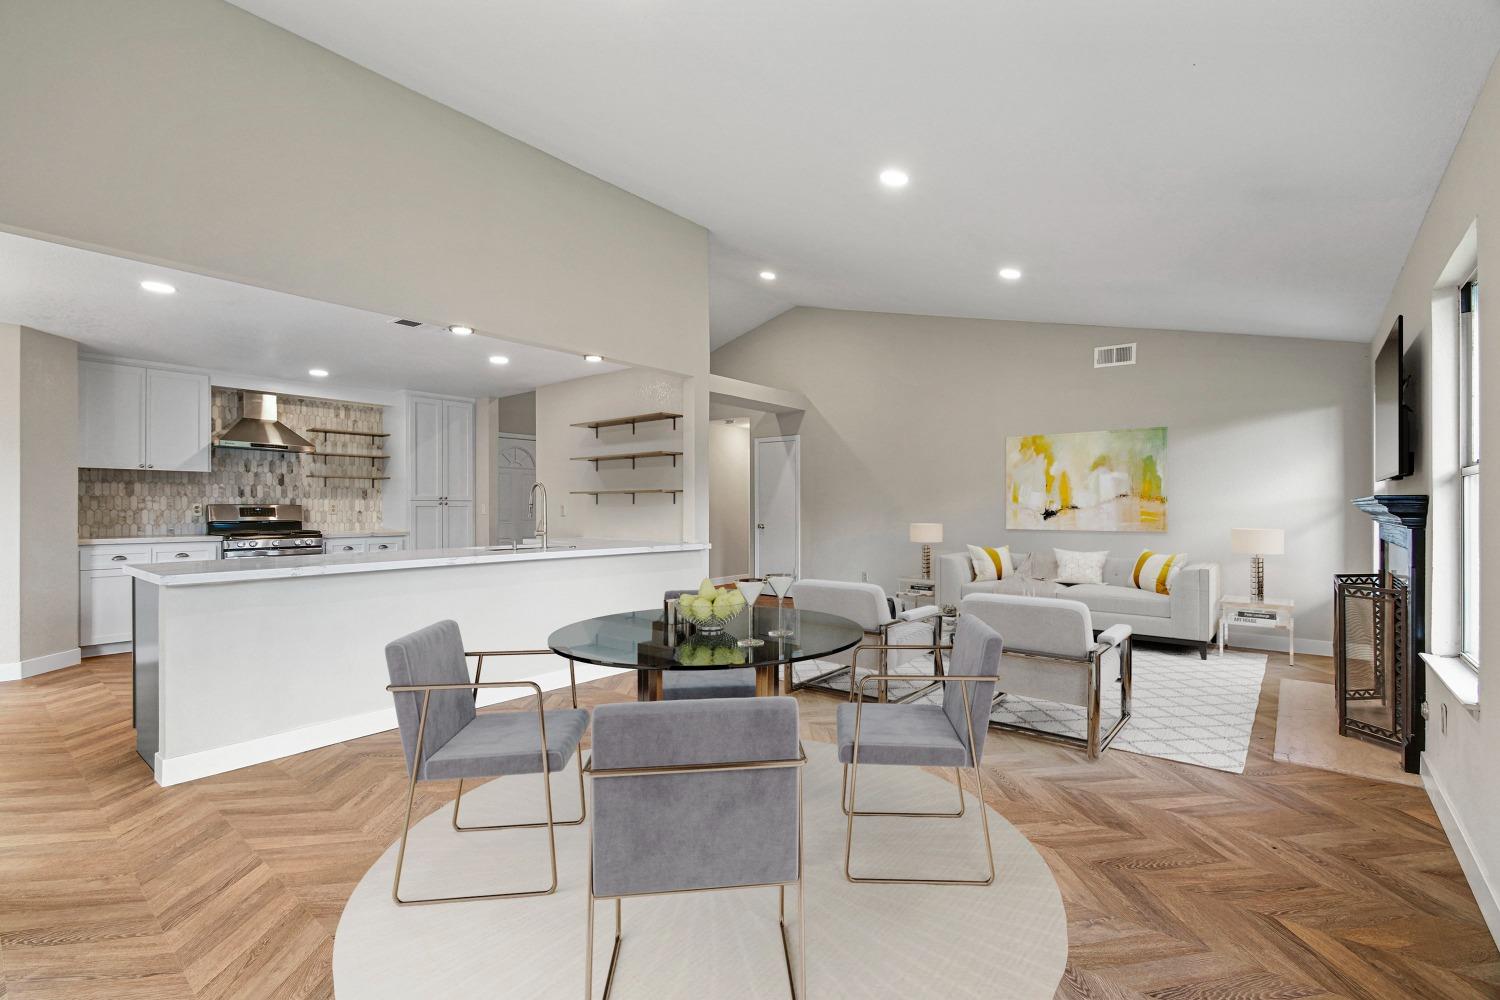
(529, 481, 549, 551)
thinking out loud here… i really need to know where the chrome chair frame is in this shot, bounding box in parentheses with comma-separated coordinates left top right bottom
(451, 650, 584, 833)
(583, 748, 808, 1000)
(841, 643, 995, 886)
(384, 650, 584, 906)
(794, 608, 945, 701)
(986, 632, 1133, 760)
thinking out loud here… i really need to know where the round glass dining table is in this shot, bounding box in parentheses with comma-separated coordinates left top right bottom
(547, 606, 865, 701)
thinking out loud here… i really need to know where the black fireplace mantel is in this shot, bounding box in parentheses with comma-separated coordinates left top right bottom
(1350, 493, 1428, 773)
(1352, 494, 1429, 528)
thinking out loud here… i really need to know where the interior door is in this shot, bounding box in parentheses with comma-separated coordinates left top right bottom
(495, 437, 537, 542)
(409, 396, 445, 500)
(753, 435, 801, 577)
(442, 400, 475, 501)
(78, 360, 146, 470)
(144, 368, 210, 471)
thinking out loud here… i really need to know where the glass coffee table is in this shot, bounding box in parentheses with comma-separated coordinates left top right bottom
(548, 607, 864, 702)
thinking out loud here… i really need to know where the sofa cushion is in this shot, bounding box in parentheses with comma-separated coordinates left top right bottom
(1063, 583, 1171, 619)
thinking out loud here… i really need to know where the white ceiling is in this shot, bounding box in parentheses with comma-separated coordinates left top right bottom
(0, 231, 623, 397)
(227, 0, 1500, 347)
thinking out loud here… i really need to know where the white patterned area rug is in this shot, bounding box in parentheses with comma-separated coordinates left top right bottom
(800, 646, 1268, 773)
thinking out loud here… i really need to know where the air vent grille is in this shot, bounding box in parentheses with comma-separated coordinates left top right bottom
(1094, 343, 1137, 368)
(392, 318, 422, 328)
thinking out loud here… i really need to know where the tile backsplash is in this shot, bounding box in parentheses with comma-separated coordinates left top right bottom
(78, 389, 389, 538)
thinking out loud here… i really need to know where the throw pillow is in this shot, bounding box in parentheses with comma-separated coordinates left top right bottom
(1053, 548, 1107, 585)
(967, 544, 1013, 582)
(1130, 550, 1186, 594)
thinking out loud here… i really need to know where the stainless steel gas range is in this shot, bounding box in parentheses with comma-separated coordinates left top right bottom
(206, 504, 325, 558)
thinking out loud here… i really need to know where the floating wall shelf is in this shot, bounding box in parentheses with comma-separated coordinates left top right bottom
(309, 473, 390, 485)
(307, 427, 390, 438)
(308, 451, 390, 460)
(571, 411, 683, 438)
(570, 488, 683, 505)
(570, 450, 682, 469)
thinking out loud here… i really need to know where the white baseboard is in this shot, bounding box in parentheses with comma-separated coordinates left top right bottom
(1422, 754, 1500, 947)
(83, 641, 133, 658)
(0, 646, 82, 682)
(153, 661, 625, 787)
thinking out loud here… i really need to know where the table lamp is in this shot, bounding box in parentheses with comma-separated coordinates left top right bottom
(909, 522, 943, 580)
(1230, 527, 1284, 603)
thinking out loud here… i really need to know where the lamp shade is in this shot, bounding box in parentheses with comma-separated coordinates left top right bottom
(1231, 527, 1284, 555)
(909, 522, 944, 544)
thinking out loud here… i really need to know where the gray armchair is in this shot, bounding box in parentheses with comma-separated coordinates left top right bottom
(585, 697, 805, 999)
(837, 613, 1004, 885)
(384, 620, 589, 905)
(787, 579, 943, 700)
(661, 589, 757, 700)
(960, 593, 1133, 758)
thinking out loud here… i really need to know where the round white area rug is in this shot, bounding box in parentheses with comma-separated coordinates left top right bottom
(334, 742, 1066, 998)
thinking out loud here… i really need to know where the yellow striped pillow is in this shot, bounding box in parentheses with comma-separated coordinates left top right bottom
(967, 544, 1013, 583)
(1131, 550, 1185, 595)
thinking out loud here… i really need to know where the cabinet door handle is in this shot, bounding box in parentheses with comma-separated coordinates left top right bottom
(376, 544, 390, 550)
(174, 552, 190, 559)
(147, 464, 154, 469)
(138, 464, 145, 469)
(112, 555, 128, 561)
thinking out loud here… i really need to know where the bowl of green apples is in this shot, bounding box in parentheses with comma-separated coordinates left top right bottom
(676, 579, 748, 635)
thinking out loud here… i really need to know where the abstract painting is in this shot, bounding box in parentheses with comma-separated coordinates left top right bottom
(1006, 427, 1167, 532)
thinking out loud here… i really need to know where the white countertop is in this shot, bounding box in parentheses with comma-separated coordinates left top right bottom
(80, 535, 220, 546)
(124, 538, 710, 586)
(320, 529, 410, 538)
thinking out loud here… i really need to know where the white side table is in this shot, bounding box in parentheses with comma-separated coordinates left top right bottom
(895, 576, 937, 612)
(1219, 596, 1295, 664)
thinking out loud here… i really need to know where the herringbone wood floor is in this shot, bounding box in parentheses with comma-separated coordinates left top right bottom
(1, 648, 1496, 999)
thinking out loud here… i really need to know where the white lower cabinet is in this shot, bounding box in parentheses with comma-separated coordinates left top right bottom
(327, 535, 407, 555)
(80, 570, 135, 646)
(79, 541, 220, 648)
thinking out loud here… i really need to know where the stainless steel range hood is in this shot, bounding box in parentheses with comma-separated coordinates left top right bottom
(214, 392, 316, 454)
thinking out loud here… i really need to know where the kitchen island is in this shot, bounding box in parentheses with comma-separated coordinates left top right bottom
(126, 538, 708, 786)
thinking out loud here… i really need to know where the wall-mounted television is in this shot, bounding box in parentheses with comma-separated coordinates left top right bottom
(1374, 315, 1413, 481)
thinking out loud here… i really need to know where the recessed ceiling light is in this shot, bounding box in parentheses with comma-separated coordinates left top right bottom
(759, 270, 777, 281)
(140, 280, 176, 295)
(489, 355, 509, 365)
(308, 368, 329, 378)
(878, 167, 910, 189)
(584, 354, 603, 363)
(998, 267, 1023, 281)
(448, 325, 474, 336)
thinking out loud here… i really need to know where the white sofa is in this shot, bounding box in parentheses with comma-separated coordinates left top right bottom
(936, 549, 1221, 658)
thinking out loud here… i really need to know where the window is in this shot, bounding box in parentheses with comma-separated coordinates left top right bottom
(1459, 272, 1480, 664)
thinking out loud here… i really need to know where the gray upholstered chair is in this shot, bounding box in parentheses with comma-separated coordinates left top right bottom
(384, 620, 589, 905)
(661, 588, 757, 700)
(960, 593, 1133, 759)
(585, 697, 805, 999)
(786, 579, 943, 700)
(837, 613, 1004, 885)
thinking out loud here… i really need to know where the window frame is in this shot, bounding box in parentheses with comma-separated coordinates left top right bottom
(1458, 270, 1480, 668)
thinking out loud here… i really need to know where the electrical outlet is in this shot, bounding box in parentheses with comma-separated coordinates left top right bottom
(860, 571, 868, 582)
(560, 503, 567, 518)
(192, 503, 203, 518)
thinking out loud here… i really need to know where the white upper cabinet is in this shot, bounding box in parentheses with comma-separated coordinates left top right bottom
(78, 360, 147, 470)
(145, 368, 211, 471)
(442, 400, 474, 502)
(409, 394, 446, 500)
(79, 360, 210, 472)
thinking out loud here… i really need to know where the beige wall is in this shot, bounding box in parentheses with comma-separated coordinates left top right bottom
(0, 326, 79, 673)
(1370, 53, 1500, 938)
(709, 421, 751, 578)
(499, 393, 538, 436)
(0, 0, 708, 379)
(712, 308, 1372, 649)
(536, 368, 690, 543)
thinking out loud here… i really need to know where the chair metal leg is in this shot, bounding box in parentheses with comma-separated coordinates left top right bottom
(452, 749, 587, 831)
(844, 679, 996, 885)
(840, 761, 966, 819)
(392, 690, 563, 906)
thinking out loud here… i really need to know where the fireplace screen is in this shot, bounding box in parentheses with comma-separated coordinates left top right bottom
(1333, 574, 1410, 751)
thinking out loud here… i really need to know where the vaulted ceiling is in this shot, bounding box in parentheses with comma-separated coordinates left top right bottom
(231, 0, 1500, 347)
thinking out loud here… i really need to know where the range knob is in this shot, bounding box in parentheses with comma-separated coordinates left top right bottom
(245, 539, 260, 548)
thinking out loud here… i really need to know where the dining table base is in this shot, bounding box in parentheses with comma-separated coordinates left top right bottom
(630, 661, 788, 701)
